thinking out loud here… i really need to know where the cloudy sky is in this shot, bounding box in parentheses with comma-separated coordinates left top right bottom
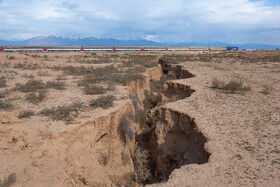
(0, 0, 279, 44)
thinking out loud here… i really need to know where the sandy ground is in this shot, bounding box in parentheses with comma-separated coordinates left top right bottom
(0, 51, 279, 186)
(151, 55, 280, 186)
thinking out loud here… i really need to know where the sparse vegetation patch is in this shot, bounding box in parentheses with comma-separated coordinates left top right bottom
(40, 101, 83, 123)
(89, 95, 115, 109)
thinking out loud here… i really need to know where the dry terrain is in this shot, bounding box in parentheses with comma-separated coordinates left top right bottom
(0, 51, 279, 186)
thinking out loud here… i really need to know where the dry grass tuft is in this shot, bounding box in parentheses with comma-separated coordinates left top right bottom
(133, 145, 152, 183)
(119, 116, 134, 144)
(40, 101, 83, 123)
(89, 95, 115, 109)
(18, 110, 35, 119)
(15, 79, 45, 92)
(25, 90, 47, 104)
(0, 79, 7, 88)
(46, 80, 67, 90)
(212, 78, 251, 93)
(0, 100, 13, 110)
(0, 172, 16, 187)
(260, 84, 273, 95)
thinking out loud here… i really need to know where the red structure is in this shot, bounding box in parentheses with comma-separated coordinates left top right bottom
(208, 47, 211, 51)
(80, 46, 84, 51)
(112, 47, 116, 51)
(141, 47, 145, 51)
(0, 47, 4, 51)
(43, 47, 48, 51)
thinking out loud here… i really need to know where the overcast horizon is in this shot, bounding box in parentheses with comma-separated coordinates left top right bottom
(0, 0, 280, 45)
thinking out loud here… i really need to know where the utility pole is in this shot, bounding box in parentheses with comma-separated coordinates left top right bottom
(208, 41, 211, 51)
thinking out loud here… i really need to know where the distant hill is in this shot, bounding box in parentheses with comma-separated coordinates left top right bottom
(0, 36, 279, 50)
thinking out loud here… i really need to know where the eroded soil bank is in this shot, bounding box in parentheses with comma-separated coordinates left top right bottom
(125, 59, 210, 185)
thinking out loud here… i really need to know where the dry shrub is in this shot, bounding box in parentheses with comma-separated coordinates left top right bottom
(83, 85, 108, 95)
(98, 152, 109, 166)
(37, 70, 49, 76)
(133, 145, 151, 183)
(0, 100, 12, 110)
(8, 55, 15, 60)
(25, 90, 47, 104)
(150, 75, 167, 94)
(0, 172, 16, 187)
(40, 101, 83, 123)
(260, 84, 273, 95)
(18, 110, 35, 119)
(22, 73, 34, 78)
(46, 80, 67, 90)
(15, 79, 45, 92)
(89, 95, 115, 109)
(119, 116, 134, 144)
(212, 78, 251, 93)
(0, 79, 7, 88)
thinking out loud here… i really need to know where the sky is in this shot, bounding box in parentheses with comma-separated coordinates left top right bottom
(0, 0, 280, 44)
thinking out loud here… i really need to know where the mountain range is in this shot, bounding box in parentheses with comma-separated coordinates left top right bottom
(0, 36, 279, 50)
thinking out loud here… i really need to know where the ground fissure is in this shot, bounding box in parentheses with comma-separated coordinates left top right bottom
(122, 59, 210, 185)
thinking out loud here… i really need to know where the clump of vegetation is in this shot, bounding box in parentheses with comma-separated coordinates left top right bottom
(22, 73, 34, 78)
(98, 152, 109, 166)
(15, 79, 45, 92)
(13, 62, 41, 70)
(212, 78, 251, 93)
(260, 84, 273, 95)
(46, 80, 67, 90)
(18, 110, 35, 119)
(40, 101, 83, 123)
(37, 70, 49, 76)
(0, 100, 12, 110)
(0, 172, 16, 187)
(150, 75, 167, 94)
(84, 85, 111, 95)
(132, 145, 152, 183)
(114, 71, 145, 86)
(25, 90, 47, 104)
(119, 116, 134, 144)
(31, 54, 40, 58)
(0, 79, 7, 88)
(89, 95, 115, 109)
(8, 55, 15, 60)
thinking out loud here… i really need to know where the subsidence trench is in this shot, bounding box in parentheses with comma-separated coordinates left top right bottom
(117, 59, 210, 185)
(66, 59, 210, 186)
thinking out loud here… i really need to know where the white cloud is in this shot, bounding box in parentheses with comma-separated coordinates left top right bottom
(0, 0, 279, 43)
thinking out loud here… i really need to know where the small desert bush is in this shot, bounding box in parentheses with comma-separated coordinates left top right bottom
(260, 84, 273, 95)
(89, 94, 115, 109)
(46, 80, 67, 90)
(56, 75, 67, 81)
(18, 110, 35, 119)
(150, 75, 167, 93)
(31, 54, 40, 58)
(133, 145, 152, 183)
(15, 79, 45, 92)
(98, 152, 109, 166)
(0, 79, 7, 88)
(8, 55, 15, 60)
(0, 100, 12, 110)
(119, 116, 134, 144)
(83, 85, 108, 95)
(37, 70, 49, 76)
(212, 78, 251, 93)
(25, 90, 47, 104)
(22, 73, 34, 78)
(0, 172, 16, 187)
(114, 72, 145, 86)
(40, 101, 83, 123)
